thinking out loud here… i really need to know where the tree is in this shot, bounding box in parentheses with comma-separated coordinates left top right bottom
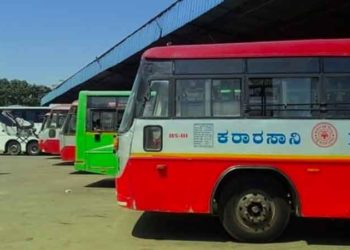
(0, 78, 51, 106)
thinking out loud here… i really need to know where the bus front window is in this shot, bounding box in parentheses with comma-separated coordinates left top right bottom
(40, 116, 48, 131)
(63, 113, 76, 135)
(47, 113, 57, 128)
(57, 113, 67, 128)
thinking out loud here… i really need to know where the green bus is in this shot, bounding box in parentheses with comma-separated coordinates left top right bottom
(74, 91, 130, 176)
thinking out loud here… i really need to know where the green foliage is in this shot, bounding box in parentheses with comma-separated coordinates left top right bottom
(0, 78, 51, 106)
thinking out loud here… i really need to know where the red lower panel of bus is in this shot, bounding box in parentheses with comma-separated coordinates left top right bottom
(38, 140, 45, 152)
(40, 139, 60, 155)
(60, 146, 75, 162)
(116, 155, 350, 218)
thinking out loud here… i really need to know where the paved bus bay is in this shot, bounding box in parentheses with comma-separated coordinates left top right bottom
(1, 155, 350, 249)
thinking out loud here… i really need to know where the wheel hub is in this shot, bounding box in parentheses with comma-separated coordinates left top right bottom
(237, 193, 274, 231)
(10, 145, 19, 152)
(31, 146, 38, 153)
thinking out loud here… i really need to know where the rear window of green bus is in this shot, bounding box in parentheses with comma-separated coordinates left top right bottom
(86, 96, 128, 132)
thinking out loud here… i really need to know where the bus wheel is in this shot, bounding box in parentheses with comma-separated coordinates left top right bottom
(6, 141, 21, 155)
(221, 180, 290, 243)
(26, 141, 40, 156)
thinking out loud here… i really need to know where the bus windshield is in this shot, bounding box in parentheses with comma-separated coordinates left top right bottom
(62, 106, 77, 135)
(47, 111, 67, 129)
(119, 62, 172, 133)
(40, 114, 50, 132)
(118, 76, 140, 133)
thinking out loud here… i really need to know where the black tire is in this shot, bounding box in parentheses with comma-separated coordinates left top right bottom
(221, 178, 290, 243)
(6, 141, 21, 155)
(26, 141, 40, 156)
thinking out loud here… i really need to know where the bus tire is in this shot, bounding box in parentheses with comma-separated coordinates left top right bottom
(26, 141, 40, 156)
(6, 141, 21, 155)
(221, 179, 290, 243)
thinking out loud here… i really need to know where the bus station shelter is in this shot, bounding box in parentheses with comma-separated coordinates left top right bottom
(41, 0, 350, 105)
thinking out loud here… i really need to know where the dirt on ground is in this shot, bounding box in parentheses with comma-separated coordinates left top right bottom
(0, 155, 350, 250)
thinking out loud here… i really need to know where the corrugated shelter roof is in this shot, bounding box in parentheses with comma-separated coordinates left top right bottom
(42, 0, 350, 105)
(41, 0, 224, 105)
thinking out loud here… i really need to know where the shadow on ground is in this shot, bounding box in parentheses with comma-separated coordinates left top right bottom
(46, 156, 61, 160)
(132, 213, 350, 245)
(132, 213, 229, 242)
(0, 173, 10, 175)
(85, 178, 115, 188)
(70, 171, 100, 175)
(0, 154, 48, 157)
(282, 218, 350, 245)
(53, 161, 74, 166)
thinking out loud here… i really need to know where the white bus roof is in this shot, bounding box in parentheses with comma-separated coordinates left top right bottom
(48, 104, 71, 111)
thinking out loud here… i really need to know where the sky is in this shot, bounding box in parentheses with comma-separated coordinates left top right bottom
(0, 0, 176, 86)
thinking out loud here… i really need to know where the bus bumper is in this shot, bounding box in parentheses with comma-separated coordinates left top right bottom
(38, 140, 45, 152)
(43, 139, 60, 155)
(74, 160, 85, 172)
(60, 146, 76, 162)
(116, 169, 134, 209)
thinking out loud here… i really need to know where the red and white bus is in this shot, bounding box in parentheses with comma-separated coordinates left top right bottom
(116, 39, 350, 242)
(59, 101, 77, 161)
(38, 104, 70, 155)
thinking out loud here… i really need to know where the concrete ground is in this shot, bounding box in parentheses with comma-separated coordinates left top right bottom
(0, 155, 350, 250)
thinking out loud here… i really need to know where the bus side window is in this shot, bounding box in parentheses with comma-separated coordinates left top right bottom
(325, 76, 350, 118)
(248, 79, 269, 117)
(248, 77, 318, 118)
(212, 79, 241, 117)
(176, 79, 211, 117)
